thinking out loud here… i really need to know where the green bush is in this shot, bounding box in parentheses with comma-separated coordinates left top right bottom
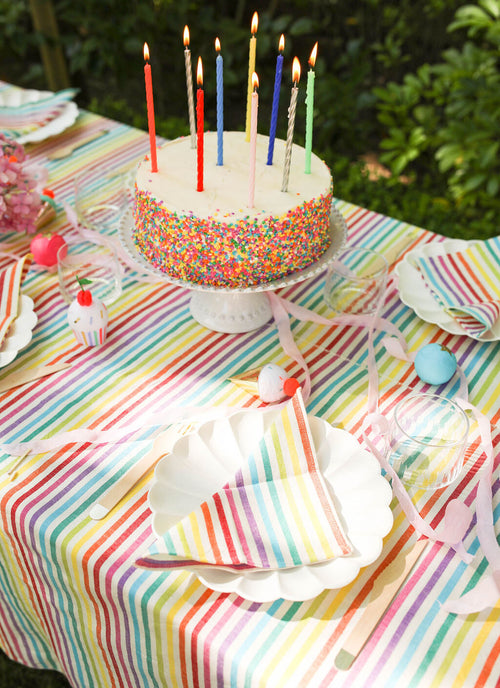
(0, 0, 497, 239)
(374, 0, 500, 213)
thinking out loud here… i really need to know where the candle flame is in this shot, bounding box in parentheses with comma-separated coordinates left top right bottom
(215, 37, 221, 53)
(252, 71, 259, 91)
(183, 25, 190, 47)
(279, 34, 285, 53)
(251, 11, 258, 35)
(292, 57, 301, 84)
(143, 42, 150, 62)
(197, 56, 203, 86)
(309, 42, 318, 68)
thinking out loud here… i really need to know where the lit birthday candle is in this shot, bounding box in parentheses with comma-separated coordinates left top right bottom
(267, 34, 285, 166)
(183, 26, 197, 149)
(143, 43, 158, 173)
(248, 72, 259, 208)
(304, 42, 318, 174)
(281, 57, 301, 193)
(196, 57, 204, 192)
(215, 37, 224, 166)
(245, 12, 258, 142)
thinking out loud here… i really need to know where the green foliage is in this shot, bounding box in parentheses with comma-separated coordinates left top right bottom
(332, 156, 499, 240)
(0, 0, 497, 240)
(374, 0, 500, 212)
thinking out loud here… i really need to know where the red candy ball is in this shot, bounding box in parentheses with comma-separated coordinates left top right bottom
(283, 377, 300, 397)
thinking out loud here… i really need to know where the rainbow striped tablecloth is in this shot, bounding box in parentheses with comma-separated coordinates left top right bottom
(0, 83, 499, 688)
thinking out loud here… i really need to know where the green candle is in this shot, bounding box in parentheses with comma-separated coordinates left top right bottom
(304, 42, 318, 175)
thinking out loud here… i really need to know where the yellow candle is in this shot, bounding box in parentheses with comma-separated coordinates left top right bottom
(245, 12, 258, 141)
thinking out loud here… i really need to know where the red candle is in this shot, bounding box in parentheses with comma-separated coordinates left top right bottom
(143, 42, 158, 173)
(196, 57, 204, 192)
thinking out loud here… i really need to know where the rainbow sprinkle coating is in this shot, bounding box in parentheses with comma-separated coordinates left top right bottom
(133, 188, 332, 288)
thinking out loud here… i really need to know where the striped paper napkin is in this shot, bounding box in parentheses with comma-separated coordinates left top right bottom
(0, 88, 78, 137)
(137, 391, 352, 571)
(413, 237, 500, 338)
(0, 255, 32, 346)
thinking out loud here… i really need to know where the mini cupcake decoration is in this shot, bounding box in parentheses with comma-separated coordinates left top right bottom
(67, 276, 108, 346)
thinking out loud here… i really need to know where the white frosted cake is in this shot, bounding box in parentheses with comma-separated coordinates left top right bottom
(133, 131, 333, 288)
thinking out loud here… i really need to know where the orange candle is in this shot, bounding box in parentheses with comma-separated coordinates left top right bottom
(196, 57, 204, 192)
(143, 43, 158, 173)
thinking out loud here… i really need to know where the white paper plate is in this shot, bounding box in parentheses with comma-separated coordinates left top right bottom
(149, 409, 393, 602)
(395, 238, 500, 342)
(0, 294, 37, 368)
(0, 88, 78, 144)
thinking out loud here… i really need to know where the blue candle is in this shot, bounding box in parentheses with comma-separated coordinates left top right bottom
(267, 34, 285, 166)
(215, 37, 224, 166)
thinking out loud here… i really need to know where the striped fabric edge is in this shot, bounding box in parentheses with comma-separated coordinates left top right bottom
(0, 254, 32, 344)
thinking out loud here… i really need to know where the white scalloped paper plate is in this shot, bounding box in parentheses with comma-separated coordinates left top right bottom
(0, 295, 37, 368)
(395, 238, 500, 341)
(0, 88, 78, 144)
(149, 409, 393, 602)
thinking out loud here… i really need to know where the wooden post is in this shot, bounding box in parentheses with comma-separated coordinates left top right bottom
(28, 0, 70, 91)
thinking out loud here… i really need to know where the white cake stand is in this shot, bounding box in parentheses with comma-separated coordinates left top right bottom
(118, 205, 347, 333)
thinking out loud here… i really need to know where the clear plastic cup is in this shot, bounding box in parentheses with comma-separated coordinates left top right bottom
(388, 393, 469, 490)
(324, 246, 388, 315)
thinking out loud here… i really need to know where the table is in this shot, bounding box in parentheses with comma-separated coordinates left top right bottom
(1, 82, 499, 688)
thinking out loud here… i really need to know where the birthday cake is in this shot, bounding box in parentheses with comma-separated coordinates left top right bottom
(133, 130, 333, 288)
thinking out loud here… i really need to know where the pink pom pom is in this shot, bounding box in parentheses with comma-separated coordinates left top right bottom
(283, 377, 300, 397)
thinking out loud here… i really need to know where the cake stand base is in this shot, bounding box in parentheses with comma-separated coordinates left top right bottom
(189, 290, 272, 333)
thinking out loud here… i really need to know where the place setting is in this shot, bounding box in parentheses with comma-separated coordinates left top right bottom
(0, 85, 79, 144)
(396, 236, 500, 341)
(137, 389, 394, 603)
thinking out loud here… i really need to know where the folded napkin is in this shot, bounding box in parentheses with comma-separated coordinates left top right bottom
(0, 254, 32, 346)
(0, 88, 78, 137)
(413, 237, 500, 338)
(137, 390, 352, 571)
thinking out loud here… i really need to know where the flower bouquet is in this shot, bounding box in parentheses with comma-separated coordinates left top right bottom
(0, 133, 48, 234)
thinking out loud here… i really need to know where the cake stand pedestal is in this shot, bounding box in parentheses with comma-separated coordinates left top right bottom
(118, 205, 347, 334)
(189, 291, 272, 333)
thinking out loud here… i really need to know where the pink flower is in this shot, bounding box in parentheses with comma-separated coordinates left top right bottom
(1, 133, 42, 234)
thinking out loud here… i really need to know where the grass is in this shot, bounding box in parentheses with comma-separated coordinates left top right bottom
(0, 650, 71, 688)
